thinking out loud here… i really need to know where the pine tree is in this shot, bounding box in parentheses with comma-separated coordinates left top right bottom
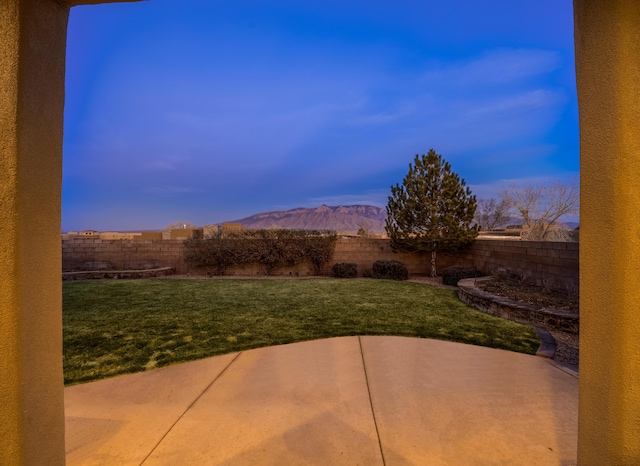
(385, 149, 478, 277)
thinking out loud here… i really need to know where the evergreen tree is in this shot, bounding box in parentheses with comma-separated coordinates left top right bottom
(385, 149, 478, 277)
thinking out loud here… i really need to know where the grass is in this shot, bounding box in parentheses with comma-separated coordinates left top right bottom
(63, 278, 540, 385)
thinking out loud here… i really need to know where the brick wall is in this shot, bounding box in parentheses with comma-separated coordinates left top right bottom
(62, 237, 578, 289)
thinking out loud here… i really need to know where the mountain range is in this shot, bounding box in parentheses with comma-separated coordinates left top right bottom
(225, 204, 579, 234)
(227, 205, 387, 234)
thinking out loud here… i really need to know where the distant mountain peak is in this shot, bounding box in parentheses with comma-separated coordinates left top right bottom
(226, 204, 387, 234)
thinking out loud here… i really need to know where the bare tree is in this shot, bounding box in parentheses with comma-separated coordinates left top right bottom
(474, 198, 511, 231)
(501, 179, 579, 241)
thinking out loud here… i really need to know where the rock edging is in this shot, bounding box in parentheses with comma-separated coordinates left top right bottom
(457, 277, 579, 366)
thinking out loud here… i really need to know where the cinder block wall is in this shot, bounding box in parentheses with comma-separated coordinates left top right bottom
(329, 237, 430, 275)
(62, 237, 578, 290)
(456, 239, 579, 291)
(329, 238, 579, 291)
(62, 239, 187, 273)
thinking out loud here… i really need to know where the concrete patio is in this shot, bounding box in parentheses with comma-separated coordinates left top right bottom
(65, 336, 578, 465)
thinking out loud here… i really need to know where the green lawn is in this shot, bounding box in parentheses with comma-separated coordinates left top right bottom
(63, 278, 540, 385)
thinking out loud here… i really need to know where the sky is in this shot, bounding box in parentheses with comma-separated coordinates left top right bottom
(62, 0, 578, 232)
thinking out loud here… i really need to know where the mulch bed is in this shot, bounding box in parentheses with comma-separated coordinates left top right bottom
(475, 277, 578, 313)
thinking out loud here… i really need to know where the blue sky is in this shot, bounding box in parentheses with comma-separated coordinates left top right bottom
(63, 0, 578, 232)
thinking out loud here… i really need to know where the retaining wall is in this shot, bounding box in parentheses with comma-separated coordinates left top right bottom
(62, 237, 579, 289)
(458, 278, 579, 365)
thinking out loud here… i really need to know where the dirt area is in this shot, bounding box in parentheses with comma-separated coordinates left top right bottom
(475, 277, 579, 313)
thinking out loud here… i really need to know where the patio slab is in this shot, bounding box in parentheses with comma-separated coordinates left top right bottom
(142, 336, 382, 465)
(65, 354, 238, 465)
(360, 336, 578, 465)
(65, 336, 578, 465)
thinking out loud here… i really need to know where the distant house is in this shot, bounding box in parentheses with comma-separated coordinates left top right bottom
(202, 224, 220, 236)
(99, 232, 142, 240)
(164, 228, 203, 240)
(221, 223, 243, 235)
(62, 230, 99, 239)
(137, 231, 163, 240)
(79, 230, 99, 237)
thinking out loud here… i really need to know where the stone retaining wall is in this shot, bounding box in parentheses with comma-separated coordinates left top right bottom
(457, 278, 579, 365)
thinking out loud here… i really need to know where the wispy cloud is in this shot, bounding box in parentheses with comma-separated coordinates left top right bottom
(62, 0, 577, 232)
(421, 48, 561, 88)
(464, 89, 563, 116)
(145, 155, 192, 171)
(143, 186, 206, 195)
(469, 173, 579, 200)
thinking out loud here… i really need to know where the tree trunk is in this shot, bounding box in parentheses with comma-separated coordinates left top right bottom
(430, 250, 437, 277)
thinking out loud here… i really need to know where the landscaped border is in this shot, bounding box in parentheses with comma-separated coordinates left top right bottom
(457, 277, 579, 366)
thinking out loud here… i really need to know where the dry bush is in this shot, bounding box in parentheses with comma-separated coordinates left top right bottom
(184, 229, 337, 276)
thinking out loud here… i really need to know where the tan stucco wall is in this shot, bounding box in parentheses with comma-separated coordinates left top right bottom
(169, 228, 203, 239)
(0, 1, 140, 464)
(139, 231, 164, 240)
(574, 0, 640, 463)
(1, 2, 69, 464)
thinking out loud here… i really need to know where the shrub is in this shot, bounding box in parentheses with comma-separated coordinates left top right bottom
(332, 263, 358, 278)
(442, 266, 479, 287)
(247, 229, 303, 275)
(300, 230, 338, 275)
(184, 229, 337, 276)
(183, 232, 248, 276)
(372, 260, 409, 281)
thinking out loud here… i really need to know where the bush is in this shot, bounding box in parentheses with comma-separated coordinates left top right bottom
(372, 260, 409, 281)
(442, 266, 479, 287)
(184, 229, 337, 276)
(247, 229, 304, 275)
(332, 263, 358, 278)
(183, 232, 247, 276)
(301, 231, 338, 275)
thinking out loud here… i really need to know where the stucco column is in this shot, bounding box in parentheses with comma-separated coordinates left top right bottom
(1, 1, 141, 464)
(574, 1, 640, 463)
(1, 1, 144, 463)
(0, 1, 70, 464)
(0, 0, 69, 465)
